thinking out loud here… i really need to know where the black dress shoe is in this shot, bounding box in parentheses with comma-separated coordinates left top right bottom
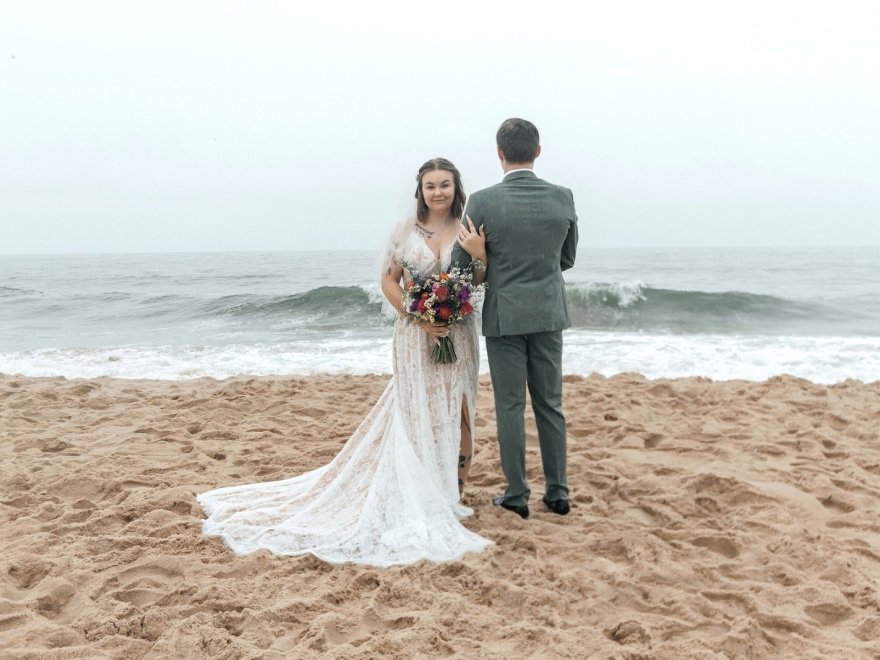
(542, 497, 570, 515)
(492, 495, 529, 519)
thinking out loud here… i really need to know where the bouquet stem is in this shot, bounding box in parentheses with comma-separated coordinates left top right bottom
(432, 336, 457, 364)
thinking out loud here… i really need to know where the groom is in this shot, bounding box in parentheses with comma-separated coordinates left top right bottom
(452, 118, 578, 519)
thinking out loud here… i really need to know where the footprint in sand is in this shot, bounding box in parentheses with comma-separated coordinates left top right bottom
(98, 560, 186, 608)
(7, 557, 52, 588)
(805, 602, 853, 626)
(323, 609, 417, 647)
(2, 494, 36, 509)
(625, 506, 660, 526)
(609, 619, 650, 645)
(245, 426, 283, 435)
(161, 498, 193, 515)
(695, 496, 720, 512)
(825, 520, 861, 530)
(120, 480, 152, 490)
(38, 439, 70, 453)
(0, 614, 29, 634)
(351, 571, 382, 590)
(61, 508, 93, 523)
(110, 586, 168, 608)
(691, 536, 740, 559)
(33, 578, 76, 617)
(819, 495, 856, 514)
(831, 477, 875, 498)
(853, 615, 880, 642)
(199, 430, 237, 441)
(468, 473, 504, 488)
(68, 382, 102, 396)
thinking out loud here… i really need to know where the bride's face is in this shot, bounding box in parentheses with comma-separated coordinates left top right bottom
(421, 169, 455, 217)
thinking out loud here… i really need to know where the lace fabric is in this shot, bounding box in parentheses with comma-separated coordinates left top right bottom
(197, 226, 491, 566)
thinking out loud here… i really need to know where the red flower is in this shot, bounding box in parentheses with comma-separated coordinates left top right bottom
(435, 285, 449, 302)
(417, 299, 427, 312)
(460, 301, 473, 316)
(436, 306, 452, 321)
(420, 292, 430, 299)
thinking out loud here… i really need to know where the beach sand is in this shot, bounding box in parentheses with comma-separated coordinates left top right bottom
(2, 372, 880, 658)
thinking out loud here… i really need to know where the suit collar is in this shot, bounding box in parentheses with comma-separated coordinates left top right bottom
(503, 169, 537, 182)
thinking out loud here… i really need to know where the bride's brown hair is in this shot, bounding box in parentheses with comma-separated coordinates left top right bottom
(414, 158, 466, 223)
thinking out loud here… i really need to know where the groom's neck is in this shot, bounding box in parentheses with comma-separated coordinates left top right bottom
(501, 161, 534, 174)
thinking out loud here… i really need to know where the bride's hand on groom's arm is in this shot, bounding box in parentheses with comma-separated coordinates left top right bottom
(457, 216, 488, 285)
(457, 216, 487, 264)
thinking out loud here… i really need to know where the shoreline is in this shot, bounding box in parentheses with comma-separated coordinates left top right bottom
(5, 331, 880, 385)
(3, 375, 879, 396)
(2, 373, 879, 657)
(3, 369, 879, 386)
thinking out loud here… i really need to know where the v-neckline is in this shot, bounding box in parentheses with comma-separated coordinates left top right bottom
(416, 231, 455, 263)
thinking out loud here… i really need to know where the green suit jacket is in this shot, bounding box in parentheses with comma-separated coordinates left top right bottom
(451, 170, 578, 337)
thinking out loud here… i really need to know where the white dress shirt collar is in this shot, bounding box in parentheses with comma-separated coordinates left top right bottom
(503, 167, 535, 179)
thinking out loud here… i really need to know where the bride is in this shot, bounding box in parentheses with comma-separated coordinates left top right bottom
(197, 158, 492, 566)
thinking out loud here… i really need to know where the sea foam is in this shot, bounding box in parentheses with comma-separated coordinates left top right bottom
(3, 332, 879, 384)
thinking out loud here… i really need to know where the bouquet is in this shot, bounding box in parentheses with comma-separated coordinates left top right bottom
(401, 265, 480, 364)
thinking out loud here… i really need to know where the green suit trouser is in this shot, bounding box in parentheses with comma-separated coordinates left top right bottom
(486, 330, 568, 507)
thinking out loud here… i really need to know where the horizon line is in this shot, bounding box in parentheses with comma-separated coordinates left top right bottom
(3, 244, 880, 258)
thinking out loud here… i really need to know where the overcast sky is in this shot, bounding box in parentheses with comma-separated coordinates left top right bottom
(2, 0, 878, 254)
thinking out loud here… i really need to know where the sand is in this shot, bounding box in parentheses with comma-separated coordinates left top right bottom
(2, 372, 880, 658)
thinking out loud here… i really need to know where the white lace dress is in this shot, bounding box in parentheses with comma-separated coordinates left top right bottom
(197, 227, 491, 566)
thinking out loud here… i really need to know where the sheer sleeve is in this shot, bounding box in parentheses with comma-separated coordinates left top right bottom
(381, 217, 414, 274)
(379, 218, 414, 320)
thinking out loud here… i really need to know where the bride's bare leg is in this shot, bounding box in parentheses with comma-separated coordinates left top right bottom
(458, 397, 473, 496)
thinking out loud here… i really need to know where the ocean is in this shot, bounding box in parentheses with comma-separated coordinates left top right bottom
(1, 247, 878, 383)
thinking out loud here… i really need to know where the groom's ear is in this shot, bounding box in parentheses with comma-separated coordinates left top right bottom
(534, 144, 542, 160)
(497, 146, 505, 164)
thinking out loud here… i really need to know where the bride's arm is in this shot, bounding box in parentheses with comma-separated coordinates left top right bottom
(380, 263, 407, 316)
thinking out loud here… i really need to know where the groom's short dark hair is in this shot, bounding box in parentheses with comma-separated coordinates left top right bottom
(496, 118, 540, 163)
